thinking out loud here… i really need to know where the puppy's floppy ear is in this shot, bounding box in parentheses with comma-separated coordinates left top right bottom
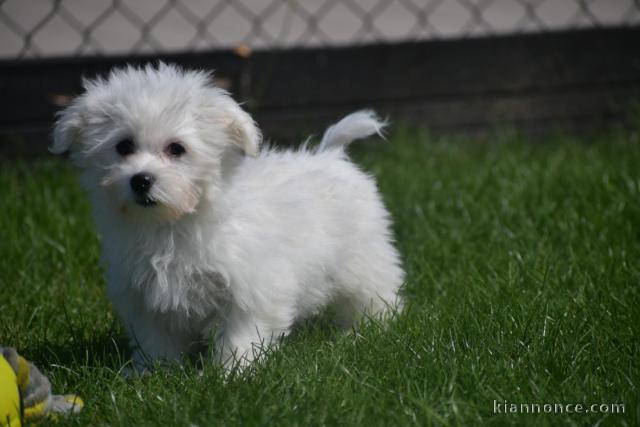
(219, 97, 262, 157)
(50, 100, 83, 155)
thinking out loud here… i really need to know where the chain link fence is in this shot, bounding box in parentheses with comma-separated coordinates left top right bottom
(0, 0, 638, 59)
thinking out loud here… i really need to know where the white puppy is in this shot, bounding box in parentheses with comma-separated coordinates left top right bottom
(52, 63, 404, 371)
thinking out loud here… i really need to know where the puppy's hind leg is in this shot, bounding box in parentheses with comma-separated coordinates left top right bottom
(332, 241, 405, 329)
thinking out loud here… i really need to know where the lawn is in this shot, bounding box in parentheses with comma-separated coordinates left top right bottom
(1, 126, 638, 426)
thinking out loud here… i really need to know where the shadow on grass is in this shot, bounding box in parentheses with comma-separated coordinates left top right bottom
(23, 330, 131, 372)
(19, 308, 353, 378)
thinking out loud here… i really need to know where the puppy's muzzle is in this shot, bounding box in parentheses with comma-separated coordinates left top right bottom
(130, 173, 157, 207)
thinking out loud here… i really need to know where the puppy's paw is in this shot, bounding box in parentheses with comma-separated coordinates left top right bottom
(119, 364, 152, 379)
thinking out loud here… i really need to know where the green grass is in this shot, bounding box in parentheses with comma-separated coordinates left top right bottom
(1, 127, 638, 426)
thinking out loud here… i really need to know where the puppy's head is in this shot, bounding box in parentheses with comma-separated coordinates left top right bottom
(52, 63, 260, 223)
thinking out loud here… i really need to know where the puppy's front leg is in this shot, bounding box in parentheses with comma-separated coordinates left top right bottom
(126, 315, 187, 373)
(215, 305, 292, 370)
(111, 294, 189, 372)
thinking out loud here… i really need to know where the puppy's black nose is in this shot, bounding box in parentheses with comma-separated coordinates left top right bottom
(130, 173, 155, 195)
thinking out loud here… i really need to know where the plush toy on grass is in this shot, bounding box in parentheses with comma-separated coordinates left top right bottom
(0, 347, 83, 426)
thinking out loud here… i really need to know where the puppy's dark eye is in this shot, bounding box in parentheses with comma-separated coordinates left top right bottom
(116, 139, 135, 156)
(167, 142, 186, 157)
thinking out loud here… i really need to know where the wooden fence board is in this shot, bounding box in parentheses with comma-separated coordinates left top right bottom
(1, 27, 638, 155)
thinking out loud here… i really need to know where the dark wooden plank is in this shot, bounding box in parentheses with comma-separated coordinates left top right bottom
(0, 27, 639, 153)
(247, 27, 640, 109)
(0, 51, 245, 131)
(255, 84, 639, 140)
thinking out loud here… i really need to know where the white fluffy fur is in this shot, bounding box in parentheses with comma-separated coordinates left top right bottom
(52, 63, 404, 370)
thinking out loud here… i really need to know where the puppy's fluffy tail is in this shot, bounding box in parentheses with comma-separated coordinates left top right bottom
(317, 110, 387, 152)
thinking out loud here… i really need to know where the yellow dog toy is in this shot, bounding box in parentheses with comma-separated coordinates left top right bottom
(1, 347, 83, 426)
